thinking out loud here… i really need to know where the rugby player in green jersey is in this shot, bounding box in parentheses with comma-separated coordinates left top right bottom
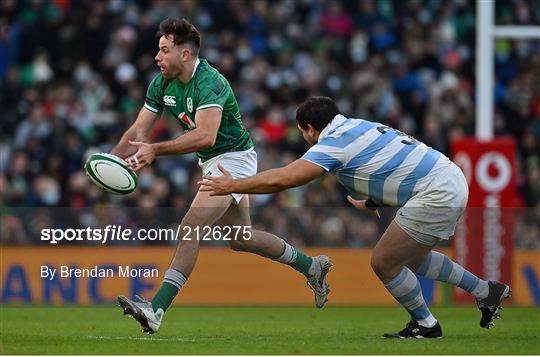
(111, 18, 331, 334)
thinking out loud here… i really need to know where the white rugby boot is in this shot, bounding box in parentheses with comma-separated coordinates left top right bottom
(118, 295, 163, 334)
(307, 255, 333, 308)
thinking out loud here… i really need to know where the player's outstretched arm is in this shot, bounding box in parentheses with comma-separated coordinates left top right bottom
(127, 108, 221, 171)
(199, 159, 325, 195)
(111, 107, 159, 159)
(153, 108, 221, 156)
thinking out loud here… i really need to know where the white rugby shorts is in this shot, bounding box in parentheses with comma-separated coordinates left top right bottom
(199, 148, 258, 204)
(394, 163, 469, 246)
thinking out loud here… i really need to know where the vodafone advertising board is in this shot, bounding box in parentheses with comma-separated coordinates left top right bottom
(451, 137, 517, 303)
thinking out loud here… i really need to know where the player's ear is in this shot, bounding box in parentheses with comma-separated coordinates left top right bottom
(180, 47, 191, 61)
(307, 124, 317, 137)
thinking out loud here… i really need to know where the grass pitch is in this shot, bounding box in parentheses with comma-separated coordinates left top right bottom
(0, 306, 538, 354)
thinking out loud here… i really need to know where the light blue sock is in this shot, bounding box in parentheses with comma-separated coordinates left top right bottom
(385, 267, 437, 328)
(416, 251, 489, 299)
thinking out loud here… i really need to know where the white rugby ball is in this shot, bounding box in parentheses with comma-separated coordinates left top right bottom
(85, 153, 138, 194)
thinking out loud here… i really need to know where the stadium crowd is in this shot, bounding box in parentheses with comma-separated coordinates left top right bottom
(1, 0, 539, 247)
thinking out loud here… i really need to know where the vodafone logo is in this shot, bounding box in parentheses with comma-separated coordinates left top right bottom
(450, 140, 515, 303)
(476, 152, 511, 192)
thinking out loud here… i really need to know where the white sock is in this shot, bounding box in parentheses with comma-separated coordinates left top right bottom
(275, 242, 297, 264)
(163, 268, 187, 289)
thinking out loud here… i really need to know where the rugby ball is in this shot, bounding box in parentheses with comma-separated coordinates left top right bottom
(85, 153, 138, 194)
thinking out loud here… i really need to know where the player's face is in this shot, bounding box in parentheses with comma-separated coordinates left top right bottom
(155, 35, 187, 79)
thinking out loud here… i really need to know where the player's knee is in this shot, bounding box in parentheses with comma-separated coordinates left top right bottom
(181, 216, 202, 229)
(181, 207, 218, 229)
(371, 251, 406, 283)
(370, 252, 391, 278)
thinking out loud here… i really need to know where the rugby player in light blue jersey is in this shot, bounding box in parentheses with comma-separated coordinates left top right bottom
(201, 96, 511, 339)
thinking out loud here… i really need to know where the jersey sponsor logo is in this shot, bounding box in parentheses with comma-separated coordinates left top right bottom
(178, 112, 196, 129)
(187, 97, 193, 113)
(163, 95, 177, 106)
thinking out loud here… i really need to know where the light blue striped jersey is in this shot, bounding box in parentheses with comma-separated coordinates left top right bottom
(301, 114, 452, 206)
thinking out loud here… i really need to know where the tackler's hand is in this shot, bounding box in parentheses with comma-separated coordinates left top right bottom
(347, 196, 380, 218)
(198, 164, 234, 196)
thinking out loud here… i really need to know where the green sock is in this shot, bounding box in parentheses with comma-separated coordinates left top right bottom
(290, 250, 313, 277)
(275, 242, 313, 277)
(151, 282, 179, 312)
(151, 268, 187, 312)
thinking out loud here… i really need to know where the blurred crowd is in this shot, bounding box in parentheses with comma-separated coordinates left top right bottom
(1, 0, 539, 247)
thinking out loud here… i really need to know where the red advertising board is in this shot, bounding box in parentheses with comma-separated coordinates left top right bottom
(451, 137, 517, 303)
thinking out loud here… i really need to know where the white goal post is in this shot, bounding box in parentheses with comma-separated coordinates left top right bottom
(476, 0, 540, 141)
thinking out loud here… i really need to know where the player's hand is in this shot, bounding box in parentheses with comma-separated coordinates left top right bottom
(127, 141, 155, 171)
(198, 163, 234, 196)
(347, 196, 380, 218)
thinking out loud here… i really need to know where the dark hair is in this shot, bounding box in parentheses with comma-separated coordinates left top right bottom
(296, 96, 340, 131)
(158, 18, 201, 56)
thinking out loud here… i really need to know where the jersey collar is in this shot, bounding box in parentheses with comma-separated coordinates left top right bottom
(317, 114, 347, 143)
(190, 58, 200, 79)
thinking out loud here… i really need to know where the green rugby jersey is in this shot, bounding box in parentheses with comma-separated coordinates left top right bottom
(144, 58, 253, 162)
